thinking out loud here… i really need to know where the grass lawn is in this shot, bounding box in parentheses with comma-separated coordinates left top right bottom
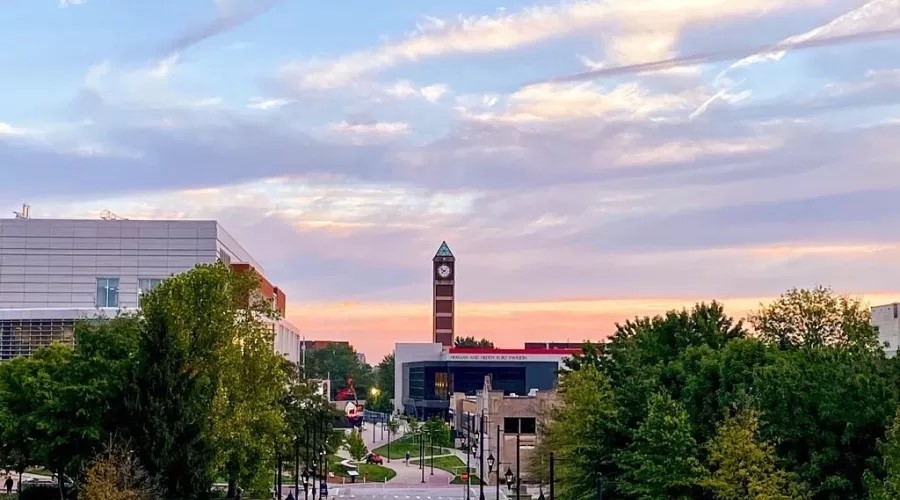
(411, 455, 468, 475)
(373, 435, 450, 459)
(450, 474, 484, 485)
(328, 455, 397, 482)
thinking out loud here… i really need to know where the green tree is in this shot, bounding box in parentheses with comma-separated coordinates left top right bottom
(282, 371, 339, 486)
(212, 314, 290, 498)
(127, 263, 272, 500)
(541, 366, 618, 499)
(305, 343, 373, 399)
(615, 393, 703, 499)
(750, 286, 880, 352)
(346, 430, 368, 462)
(423, 418, 452, 448)
(865, 409, 900, 499)
(374, 353, 395, 401)
(702, 408, 806, 500)
(453, 337, 494, 348)
(753, 346, 892, 497)
(0, 355, 42, 492)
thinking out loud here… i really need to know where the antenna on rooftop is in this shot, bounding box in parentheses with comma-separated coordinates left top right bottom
(13, 203, 30, 219)
(100, 209, 128, 221)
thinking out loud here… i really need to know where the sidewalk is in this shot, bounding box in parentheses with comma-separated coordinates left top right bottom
(340, 423, 454, 485)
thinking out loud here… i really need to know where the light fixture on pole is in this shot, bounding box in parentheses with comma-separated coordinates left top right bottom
(504, 468, 514, 491)
(487, 453, 495, 473)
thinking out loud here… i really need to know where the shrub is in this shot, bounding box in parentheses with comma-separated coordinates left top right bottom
(79, 442, 161, 500)
(19, 485, 61, 500)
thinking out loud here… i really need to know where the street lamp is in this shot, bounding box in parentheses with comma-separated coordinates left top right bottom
(487, 453, 495, 473)
(504, 468, 514, 491)
(301, 469, 310, 500)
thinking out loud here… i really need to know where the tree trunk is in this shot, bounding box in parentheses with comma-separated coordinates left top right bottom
(226, 466, 238, 499)
(16, 471, 22, 494)
(226, 474, 237, 499)
(57, 469, 66, 500)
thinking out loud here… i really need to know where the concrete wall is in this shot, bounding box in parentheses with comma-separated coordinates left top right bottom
(0, 219, 233, 311)
(394, 342, 444, 413)
(873, 303, 900, 357)
(0, 218, 299, 360)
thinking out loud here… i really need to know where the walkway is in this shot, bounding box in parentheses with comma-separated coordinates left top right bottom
(338, 422, 454, 486)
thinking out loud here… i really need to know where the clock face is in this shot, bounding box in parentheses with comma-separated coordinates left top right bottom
(437, 264, 452, 279)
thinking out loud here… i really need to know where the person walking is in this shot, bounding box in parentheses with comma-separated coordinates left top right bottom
(405, 451, 411, 466)
(4, 476, 13, 495)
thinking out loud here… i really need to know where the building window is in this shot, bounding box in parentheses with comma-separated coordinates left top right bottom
(503, 417, 538, 434)
(520, 417, 537, 434)
(96, 278, 120, 308)
(138, 278, 163, 298)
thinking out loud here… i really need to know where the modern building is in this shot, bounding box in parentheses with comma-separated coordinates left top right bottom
(395, 343, 577, 417)
(872, 303, 900, 357)
(393, 241, 581, 418)
(0, 215, 302, 362)
(523, 341, 583, 350)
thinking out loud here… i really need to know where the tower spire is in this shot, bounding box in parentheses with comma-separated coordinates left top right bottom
(434, 241, 453, 258)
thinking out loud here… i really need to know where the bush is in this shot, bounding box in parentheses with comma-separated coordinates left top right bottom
(19, 485, 61, 500)
(79, 442, 160, 500)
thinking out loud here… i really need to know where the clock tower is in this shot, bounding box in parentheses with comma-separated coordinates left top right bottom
(433, 241, 455, 347)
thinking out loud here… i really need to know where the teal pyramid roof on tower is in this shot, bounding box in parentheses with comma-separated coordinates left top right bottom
(435, 241, 453, 257)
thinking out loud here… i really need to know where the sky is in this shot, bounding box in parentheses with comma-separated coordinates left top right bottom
(2, 0, 900, 361)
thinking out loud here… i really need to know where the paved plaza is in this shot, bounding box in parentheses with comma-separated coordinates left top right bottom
(328, 485, 511, 500)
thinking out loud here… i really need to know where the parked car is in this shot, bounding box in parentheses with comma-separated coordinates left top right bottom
(365, 453, 384, 465)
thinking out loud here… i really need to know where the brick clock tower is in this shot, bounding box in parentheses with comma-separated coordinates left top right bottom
(433, 241, 455, 347)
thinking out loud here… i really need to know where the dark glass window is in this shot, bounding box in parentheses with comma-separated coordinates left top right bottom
(520, 417, 537, 434)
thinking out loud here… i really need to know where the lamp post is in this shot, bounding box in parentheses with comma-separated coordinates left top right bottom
(487, 452, 496, 500)
(465, 415, 471, 500)
(301, 468, 310, 500)
(387, 417, 392, 463)
(549, 453, 554, 500)
(504, 468, 514, 491)
(479, 410, 485, 500)
(294, 438, 300, 499)
(515, 432, 520, 500)
(494, 424, 501, 500)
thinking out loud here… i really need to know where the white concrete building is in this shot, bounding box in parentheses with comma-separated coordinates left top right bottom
(872, 303, 900, 357)
(0, 216, 301, 361)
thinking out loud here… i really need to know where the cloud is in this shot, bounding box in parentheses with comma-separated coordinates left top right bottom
(380, 80, 449, 103)
(0, 122, 28, 137)
(461, 81, 706, 123)
(725, 0, 900, 76)
(329, 121, 409, 135)
(161, 0, 283, 55)
(247, 98, 293, 111)
(284, 0, 827, 89)
(58, 0, 86, 6)
(148, 53, 180, 80)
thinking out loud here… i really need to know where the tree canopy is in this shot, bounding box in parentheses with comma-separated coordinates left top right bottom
(454, 336, 494, 348)
(538, 288, 900, 500)
(0, 263, 337, 500)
